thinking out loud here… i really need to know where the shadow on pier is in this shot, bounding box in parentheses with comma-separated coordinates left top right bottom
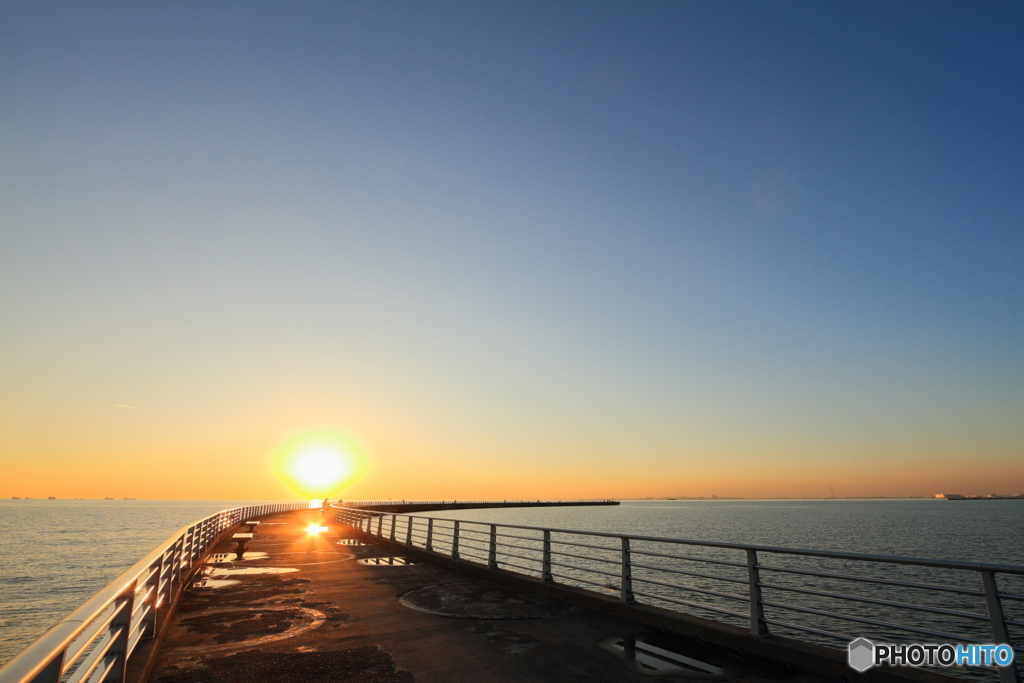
(339, 499, 619, 514)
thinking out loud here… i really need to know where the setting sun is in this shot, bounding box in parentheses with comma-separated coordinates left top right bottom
(272, 432, 367, 499)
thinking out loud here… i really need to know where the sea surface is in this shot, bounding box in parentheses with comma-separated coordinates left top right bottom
(0, 499, 272, 666)
(2, 499, 1023, 671)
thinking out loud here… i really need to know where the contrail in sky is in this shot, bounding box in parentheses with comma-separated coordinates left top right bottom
(115, 404, 140, 410)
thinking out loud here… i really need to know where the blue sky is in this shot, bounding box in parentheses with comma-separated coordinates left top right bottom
(1, 2, 1022, 499)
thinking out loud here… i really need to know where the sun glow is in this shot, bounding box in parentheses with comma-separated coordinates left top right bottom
(272, 431, 367, 499)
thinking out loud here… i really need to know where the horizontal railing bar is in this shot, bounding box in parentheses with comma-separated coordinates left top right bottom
(548, 561, 621, 580)
(629, 561, 748, 585)
(65, 625, 122, 683)
(61, 603, 119, 671)
(549, 572, 619, 590)
(629, 548, 748, 568)
(631, 576, 749, 603)
(549, 538, 621, 553)
(549, 549, 621, 565)
(758, 581, 992, 621)
(764, 617, 851, 641)
(82, 653, 118, 683)
(496, 550, 542, 565)
(495, 559, 540, 575)
(456, 551, 489, 563)
(496, 541, 543, 555)
(756, 563, 985, 596)
(761, 600, 988, 643)
(631, 589, 750, 620)
(496, 532, 543, 543)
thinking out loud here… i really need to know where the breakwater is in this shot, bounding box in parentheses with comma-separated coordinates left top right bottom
(342, 498, 619, 513)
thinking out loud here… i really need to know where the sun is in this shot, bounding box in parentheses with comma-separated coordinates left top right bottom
(272, 431, 367, 498)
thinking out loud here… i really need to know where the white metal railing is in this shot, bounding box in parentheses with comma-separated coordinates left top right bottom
(336, 507, 1024, 683)
(0, 502, 317, 683)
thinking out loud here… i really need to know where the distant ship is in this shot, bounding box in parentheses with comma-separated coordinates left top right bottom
(123, 497, 136, 500)
(11, 496, 20, 499)
(47, 496, 56, 500)
(104, 497, 113, 500)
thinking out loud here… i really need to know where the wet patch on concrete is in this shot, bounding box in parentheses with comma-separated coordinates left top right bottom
(358, 557, 418, 566)
(597, 632, 818, 681)
(599, 633, 731, 679)
(170, 606, 327, 653)
(193, 578, 241, 589)
(208, 552, 271, 563)
(178, 575, 312, 613)
(210, 567, 299, 577)
(337, 539, 373, 546)
(399, 581, 573, 619)
(467, 622, 538, 655)
(152, 646, 414, 683)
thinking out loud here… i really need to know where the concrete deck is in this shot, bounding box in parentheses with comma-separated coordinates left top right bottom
(147, 510, 834, 683)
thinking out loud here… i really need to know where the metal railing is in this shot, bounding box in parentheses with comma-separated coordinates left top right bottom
(0, 501, 317, 683)
(336, 507, 1024, 683)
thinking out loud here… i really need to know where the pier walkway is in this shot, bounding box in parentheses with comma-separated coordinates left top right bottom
(146, 509, 831, 683)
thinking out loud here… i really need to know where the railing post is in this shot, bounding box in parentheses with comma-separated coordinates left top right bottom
(488, 525, 498, 569)
(426, 518, 434, 551)
(406, 517, 413, 545)
(543, 530, 553, 582)
(376, 515, 383, 537)
(141, 559, 161, 639)
(452, 521, 460, 559)
(981, 572, 1020, 683)
(390, 514, 396, 541)
(620, 537, 635, 603)
(108, 583, 135, 683)
(28, 653, 64, 683)
(746, 550, 770, 636)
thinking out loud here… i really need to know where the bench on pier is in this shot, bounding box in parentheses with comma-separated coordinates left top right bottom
(243, 520, 261, 533)
(231, 532, 253, 559)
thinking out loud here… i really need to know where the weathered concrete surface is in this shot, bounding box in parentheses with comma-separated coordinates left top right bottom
(147, 510, 831, 683)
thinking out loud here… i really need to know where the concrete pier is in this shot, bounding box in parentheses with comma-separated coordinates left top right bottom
(142, 509, 959, 683)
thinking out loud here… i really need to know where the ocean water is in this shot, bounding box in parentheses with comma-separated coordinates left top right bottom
(2, 499, 1022, 672)
(0, 499, 272, 666)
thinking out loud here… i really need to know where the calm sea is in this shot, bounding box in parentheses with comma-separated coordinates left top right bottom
(0, 499, 272, 666)
(2, 499, 1022, 669)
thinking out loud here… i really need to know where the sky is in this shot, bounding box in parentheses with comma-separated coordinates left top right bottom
(1, 1, 1022, 501)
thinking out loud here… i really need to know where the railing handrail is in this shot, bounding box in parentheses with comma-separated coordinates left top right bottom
(0, 501, 316, 683)
(339, 508, 1024, 576)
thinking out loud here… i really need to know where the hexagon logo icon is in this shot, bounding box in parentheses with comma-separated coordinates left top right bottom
(848, 638, 875, 672)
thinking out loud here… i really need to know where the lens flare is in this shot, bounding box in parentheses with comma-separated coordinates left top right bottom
(272, 431, 367, 499)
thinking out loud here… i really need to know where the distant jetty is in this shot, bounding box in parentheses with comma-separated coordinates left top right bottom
(935, 493, 1024, 500)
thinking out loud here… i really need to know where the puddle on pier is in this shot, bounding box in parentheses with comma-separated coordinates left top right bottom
(211, 567, 299, 576)
(400, 581, 572, 619)
(192, 564, 298, 588)
(599, 633, 737, 679)
(337, 539, 372, 546)
(358, 557, 418, 566)
(208, 552, 270, 563)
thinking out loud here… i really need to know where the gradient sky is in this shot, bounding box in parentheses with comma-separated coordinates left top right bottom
(2, 1, 1022, 500)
